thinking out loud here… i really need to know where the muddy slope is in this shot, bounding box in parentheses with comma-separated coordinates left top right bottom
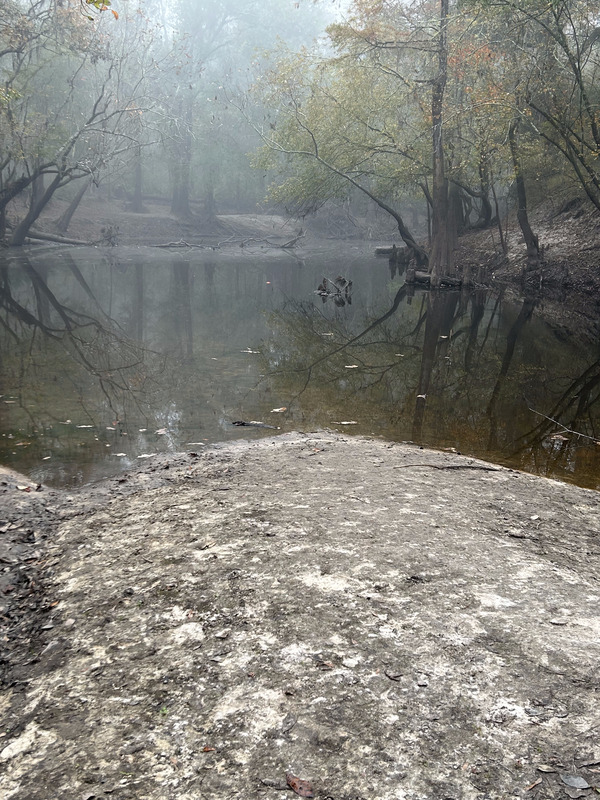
(1, 432, 599, 800)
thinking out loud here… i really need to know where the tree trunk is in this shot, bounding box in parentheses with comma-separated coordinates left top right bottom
(10, 173, 62, 247)
(170, 93, 193, 217)
(429, 0, 453, 288)
(205, 167, 217, 219)
(131, 146, 145, 213)
(31, 173, 45, 208)
(490, 178, 508, 255)
(0, 174, 38, 230)
(56, 177, 92, 233)
(508, 117, 541, 272)
(475, 155, 493, 229)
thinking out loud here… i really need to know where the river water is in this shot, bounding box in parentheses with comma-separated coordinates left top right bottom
(1, 244, 599, 489)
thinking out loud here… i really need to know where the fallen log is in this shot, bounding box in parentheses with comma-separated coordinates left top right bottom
(24, 230, 93, 246)
(406, 268, 463, 288)
(152, 240, 209, 249)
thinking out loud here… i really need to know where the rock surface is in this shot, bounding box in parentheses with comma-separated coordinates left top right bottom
(1, 432, 599, 799)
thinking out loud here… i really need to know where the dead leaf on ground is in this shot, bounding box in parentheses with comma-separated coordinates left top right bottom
(271, 407, 287, 413)
(560, 775, 590, 789)
(286, 773, 314, 797)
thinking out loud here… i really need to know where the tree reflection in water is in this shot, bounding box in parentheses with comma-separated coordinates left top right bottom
(1, 249, 599, 489)
(263, 284, 600, 488)
(0, 253, 154, 482)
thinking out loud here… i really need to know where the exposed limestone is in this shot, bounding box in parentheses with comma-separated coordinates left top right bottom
(1, 432, 599, 799)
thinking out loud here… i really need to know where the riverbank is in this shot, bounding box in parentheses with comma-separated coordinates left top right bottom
(2, 432, 599, 799)
(10, 192, 600, 300)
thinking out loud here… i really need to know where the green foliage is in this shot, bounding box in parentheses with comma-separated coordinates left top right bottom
(251, 0, 600, 237)
(81, 0, 118, 21)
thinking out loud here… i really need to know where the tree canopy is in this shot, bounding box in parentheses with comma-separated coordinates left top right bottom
(1, 0, 599, 261)
(251, 0, 600, 279)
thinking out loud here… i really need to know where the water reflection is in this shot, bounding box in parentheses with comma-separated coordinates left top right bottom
(1, 245, 599, 489)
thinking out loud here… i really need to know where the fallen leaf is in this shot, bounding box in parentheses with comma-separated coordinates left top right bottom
(155, 428, 167, 435)
(17, 485, 31, 492)
(202, 746, 216, 752)
(537, 765, 558, 773)
(560, 775, 590, 789)
(271, 407, 287, 413)
(344, 364, 359, 368)
(286, 773, 314, 797)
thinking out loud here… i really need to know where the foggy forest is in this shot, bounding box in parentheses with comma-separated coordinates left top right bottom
(2, 0, 600, 275)
(3, 7, 600, 796)
(2, 0, 600, 491)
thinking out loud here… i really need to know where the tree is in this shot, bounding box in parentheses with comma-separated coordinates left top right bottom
(0, 1, 164, 245)
(153, 0, 329, 220)
(481, 0, 600, 210)
(250, 0, 511, 279)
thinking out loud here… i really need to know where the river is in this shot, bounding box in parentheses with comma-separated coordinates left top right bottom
(1, 243, 599, 488)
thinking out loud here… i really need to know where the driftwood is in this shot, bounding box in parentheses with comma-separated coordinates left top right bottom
(375, 245, 404, 256)
(151, 232, 305, 250)
(406, 268, 462, 288)
(24, 230, 93, 246)
(152, 240, 209, 249)
(375, 244, 411, 261)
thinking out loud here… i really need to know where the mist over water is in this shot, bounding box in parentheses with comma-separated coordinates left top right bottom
(1, 245, 599, 489)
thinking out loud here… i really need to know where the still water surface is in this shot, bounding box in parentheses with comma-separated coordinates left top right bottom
(2, 244, 600, 489)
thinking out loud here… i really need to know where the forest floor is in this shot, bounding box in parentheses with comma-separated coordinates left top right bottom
(1, 433, 600, 800)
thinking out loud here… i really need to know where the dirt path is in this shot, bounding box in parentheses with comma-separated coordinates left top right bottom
(1, 432, 599, 799)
